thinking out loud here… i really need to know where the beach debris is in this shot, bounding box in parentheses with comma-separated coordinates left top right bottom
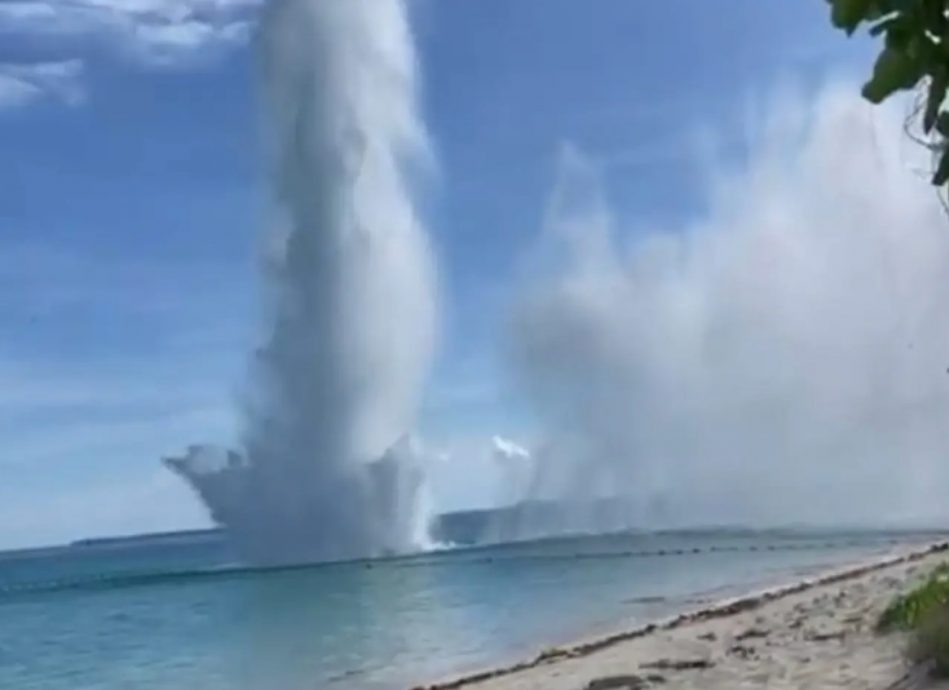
(735, 627, 769, 640)
(640, 658, 714, 671)
(584, 675, 641, 690)
(805, 629, 846, 642)
(583, 674, 667, 689)
(727, 644, 757, 660)
(536, 646, 571, 663)
(697, 631, 717, 641)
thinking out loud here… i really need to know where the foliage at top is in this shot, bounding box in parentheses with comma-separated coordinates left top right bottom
(827, 0, 949, 185)
(877, 562, 949, 632)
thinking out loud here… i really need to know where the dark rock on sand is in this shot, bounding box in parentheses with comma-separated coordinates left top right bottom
(584, 675, 648, 689)
(640, 658, 714, 671)
(735, 627, 769, 641)
(727, 644, 757, 660)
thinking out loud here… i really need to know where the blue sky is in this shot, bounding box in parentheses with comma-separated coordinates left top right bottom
(0, 0, 876, 549)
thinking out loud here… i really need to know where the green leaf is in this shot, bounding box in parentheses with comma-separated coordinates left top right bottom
(923, 0, 948, 32)
(862, 47, 925, 103)
(830, 0, 875, 34)
(884, 26, 913, 51)
(878, 564, 949, 632)
(933, 150, 949, 186)
(924, 71, 948, 133)
(936, 111, 949, 137)
(870, 15, 903, 37)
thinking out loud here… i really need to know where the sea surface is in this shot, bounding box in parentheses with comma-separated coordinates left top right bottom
(0, 529, 941, 690)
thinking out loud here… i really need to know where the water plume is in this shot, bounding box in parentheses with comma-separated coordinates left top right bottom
(166, 0, 436, 564)
(510, 85, 949, 532)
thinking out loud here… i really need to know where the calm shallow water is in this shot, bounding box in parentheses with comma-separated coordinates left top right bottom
(0, 529, 940, 690)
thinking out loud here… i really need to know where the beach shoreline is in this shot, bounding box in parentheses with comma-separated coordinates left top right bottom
(412, 541, 949, 690)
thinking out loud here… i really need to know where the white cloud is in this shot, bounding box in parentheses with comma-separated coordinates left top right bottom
(0, 0, 260, 107)
(0, 0, 262, 70)
(0, 74, 41, 109)
(0, 59, 84, 110)
(124, 16, 254, 66)
(0, 2, 59, 28)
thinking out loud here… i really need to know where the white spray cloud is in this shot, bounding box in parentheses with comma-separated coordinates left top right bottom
(510, 84, 949, 530)
(491, 435, 533, 506)
(167, 0, 437, 564)
(492, 435, 531, 464)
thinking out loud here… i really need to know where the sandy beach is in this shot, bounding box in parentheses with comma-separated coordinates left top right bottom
(414, 543, 949, 690)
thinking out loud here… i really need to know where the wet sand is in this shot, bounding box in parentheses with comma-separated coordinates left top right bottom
(412, 542, 949, 690)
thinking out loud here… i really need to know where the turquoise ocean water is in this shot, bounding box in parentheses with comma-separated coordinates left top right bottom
(0, 529, 940, 690)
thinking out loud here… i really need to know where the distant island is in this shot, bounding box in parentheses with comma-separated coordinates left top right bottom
(62, 500, 636, 553)
(70, 528, 225, 549)
(63, 500, 949, 555)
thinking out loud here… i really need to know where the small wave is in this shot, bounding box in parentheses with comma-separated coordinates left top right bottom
(0, 565, 259, 598)
(621, 595, 666, 605)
